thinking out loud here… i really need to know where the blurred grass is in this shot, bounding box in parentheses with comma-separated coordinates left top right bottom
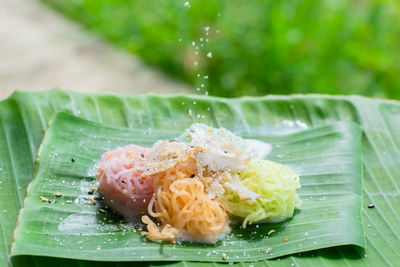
(40, 0, 400, 98)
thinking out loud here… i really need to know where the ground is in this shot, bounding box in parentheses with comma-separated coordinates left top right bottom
(0, 0, 190, 101)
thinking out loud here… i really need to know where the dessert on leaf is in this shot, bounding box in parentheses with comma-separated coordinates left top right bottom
(96, 124, 301, 243)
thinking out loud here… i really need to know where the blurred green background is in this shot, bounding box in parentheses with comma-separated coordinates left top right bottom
(41, 0, 400, 98)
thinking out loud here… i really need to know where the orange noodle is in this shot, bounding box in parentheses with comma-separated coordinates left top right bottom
(144, 157, 230, 243)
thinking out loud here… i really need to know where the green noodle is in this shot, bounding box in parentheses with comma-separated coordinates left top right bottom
(223, 159, 301, 228)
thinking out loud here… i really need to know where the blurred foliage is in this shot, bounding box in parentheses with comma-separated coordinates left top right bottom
(41, 0, 400, 98)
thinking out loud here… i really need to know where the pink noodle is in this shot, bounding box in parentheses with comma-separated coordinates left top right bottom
(97, 144, 155, 221)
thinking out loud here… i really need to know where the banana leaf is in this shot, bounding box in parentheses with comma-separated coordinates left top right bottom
(1, 89, 400, 266)
(10, 112, 364, 263)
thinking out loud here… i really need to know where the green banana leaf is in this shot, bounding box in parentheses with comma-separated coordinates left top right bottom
(0, 89, 399, 266)
(10, 112, 364, 263)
